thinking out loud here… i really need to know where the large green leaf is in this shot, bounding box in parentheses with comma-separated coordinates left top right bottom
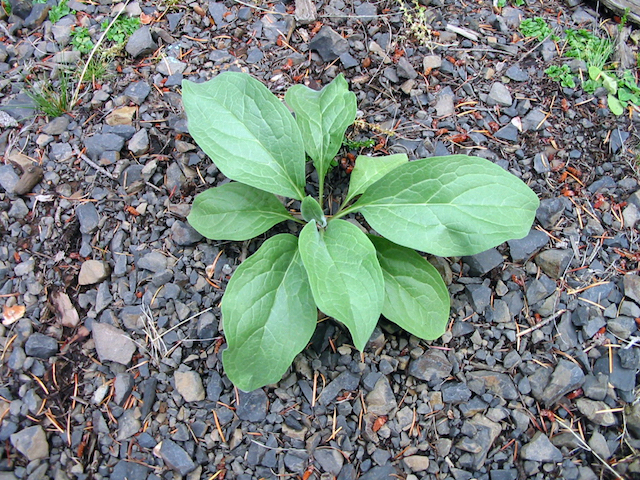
(285, 74, 357, 179)
(187, 183, 293, 241)
(182, 72, 306, 200)
(222, 234, 316, 391)
(352, 155, 539, 257)
(344, 153, 408, 204)
(298, 219, 383, 350)
(369, 235, 450, 340)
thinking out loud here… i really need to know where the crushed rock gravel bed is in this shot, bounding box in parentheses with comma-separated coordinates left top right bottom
(0, 0, 639, 479)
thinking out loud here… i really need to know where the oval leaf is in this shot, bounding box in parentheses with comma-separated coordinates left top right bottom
(301, 196, 326, 227)
(285, 74, 357, 179)
(607, 94, 624, 116)
(345, 153, 408, 204)
(187, 183, 292, 241)
(298, 219, 384, 350)
(353, 155, 540, 257)
(369, 235, 450, 340)
(222, 234, 316, 391)
(182, 73, 306, 200)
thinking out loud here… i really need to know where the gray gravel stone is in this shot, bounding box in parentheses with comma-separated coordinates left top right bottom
(423, 55, 442, 69)
(0, 165, 19, 194)
(576, 398, 617, 426)
(494, 124, 519, 142)
(157, 56, 187, 75)
(466, 283, 491, 314)
(408, 349, 452, 383)
(317, 370, 359, 405)
(24, 333, 58, 358)
(171, 220, 203, 246)
(315, 448, 343, 475)
(84, 133, 124, 160)
(403, 455, 430, 472)
(42, 116, 69, 135)
(114, 373, 134, 406)
(366, 376, 397, 415)
(463, 248, 503, 276)
(607, 316, 637, 339)
(442, 382, 472, 403)
(588, 431, 611, 459)
(310, 26, 349, 61)
(126, 26, 157, 57)
(623, 273, 640, 305)
(174, 370, 205, 402)
(520, 432, 563, 462)
(488, 82, 513, 106)
(358, 465, 398, 480)
(137, 251, 167, 272)
(10, 426, 48, 460)
(76, 202, 99, 234)
(505, 64, 529, 81)
(435, 93, 454, 116)
(124, 82, 151, 104)
(156, 439, 196, 476)
(536, 197, 565, 228)
(92, 322, 136, 365)
(534, 249, 572, 279)
(468, 371, 518, 400)
(540, 359, 585, 406)
(78, 260, 110, 285)
(508, 229, 549, 262)
(236, 388, 268, 421)
(116, 408, 141, 440)
(128, 129, 149, 155)
(111, 460, 150, 480)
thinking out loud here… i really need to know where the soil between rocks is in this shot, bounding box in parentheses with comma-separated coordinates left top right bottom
(0, 0, 640, 479)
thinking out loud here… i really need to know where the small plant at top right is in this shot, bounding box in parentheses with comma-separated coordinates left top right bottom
(101, 15, 140, 44)
(543, 27, 638, 116)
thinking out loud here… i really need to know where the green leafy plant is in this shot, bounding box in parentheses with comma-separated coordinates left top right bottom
(49, 0, 74, 24)
(1, 0, 11, 15)
(588, 66, 639, 115)
(101, 15, 140, 44)
(397, 0, 436, 48)
(564, 29, 613, 69)
(545, 64, 576, 88)
(519, 17, 553, 39)
(70, 27, 94, 54)
(343, 137, 376, 150)
(182, 72, 539, 391)
(27, 69, 71, 118)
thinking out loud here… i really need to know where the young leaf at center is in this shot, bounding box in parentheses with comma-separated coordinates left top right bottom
(298, 219, 384, 350)
(222, 234, 316, 391)
(369, 235, 450, 340)
(188, 182, 293, 241)
(301, 196, 326, 227)
(285, 74, 357, 180)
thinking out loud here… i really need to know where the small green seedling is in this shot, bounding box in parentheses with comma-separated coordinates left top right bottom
(545, 65, 575, 89)
(70, 27, 94, 54)
(101, 15, 140, 44)
(49, 0, 74, 24)
(182, 73, 539, 391)
(519, 17, 553, 39)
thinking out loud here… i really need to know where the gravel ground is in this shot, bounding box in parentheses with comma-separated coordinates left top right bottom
(1, 0, 640, 479)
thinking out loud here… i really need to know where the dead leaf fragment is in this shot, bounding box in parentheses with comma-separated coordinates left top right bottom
(140, 12, 153, 24)
(50, 291, 80, 328)
(106, 106, 137, 126)
(2, 305, 26, 326)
